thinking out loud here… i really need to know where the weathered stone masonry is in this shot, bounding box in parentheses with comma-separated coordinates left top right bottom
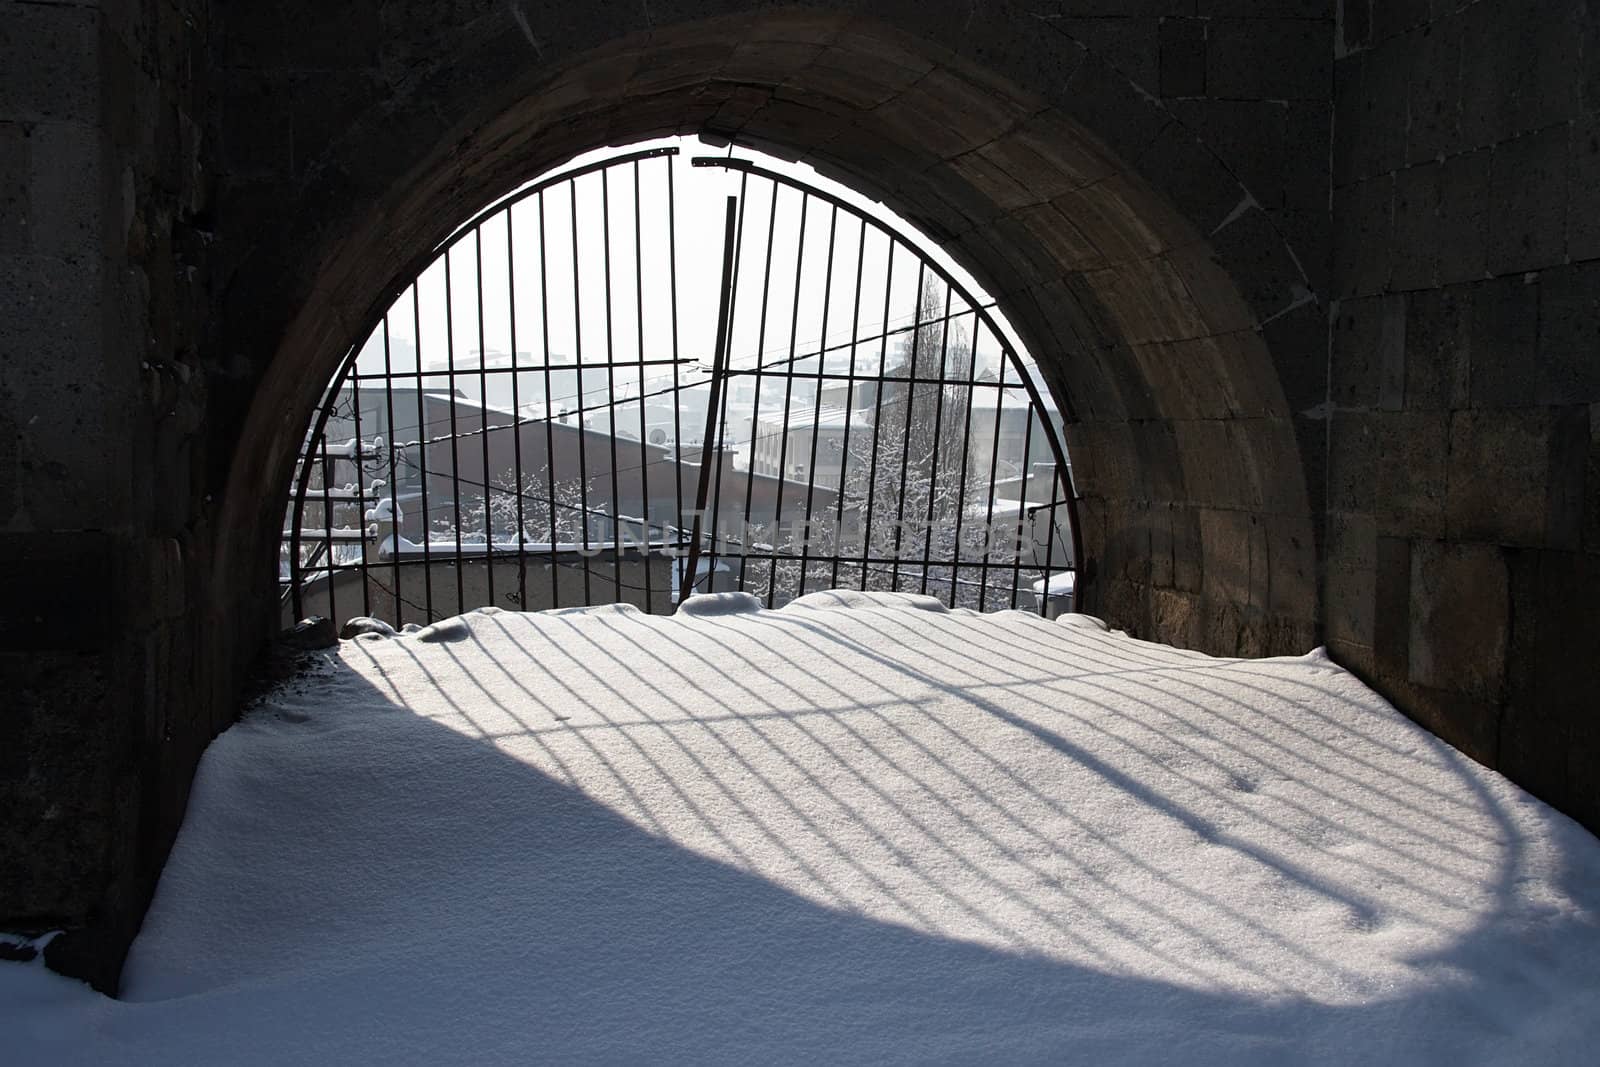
(1327, 0, 1599, 829)
(0, 0, 1593, 989)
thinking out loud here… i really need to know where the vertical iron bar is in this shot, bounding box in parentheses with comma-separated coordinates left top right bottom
(381, 314, 402, 626)
(538, 190, 561, 608)
(349, 356, 371, 619)
(1011, 393, 1037, 609)
(507, 207, 528, 612)
(443, 246, 466, 613)
(766, 192, 810, 607)
(856, 239, 896, 593)
(947, 312, 984, 609)
(289, 355, 357, 620)
(319, 400, 338, 624)
(632, 160, 654, 611)
(889, 260, 928, 593)
(705, 172, 748, 588)
(919, 284, 955, 597)
(601, 167, 623, 602)
(474, 228, 496, 609)
(680, 196, 740, 605)
(830, 217, 868, 591)
(797, 203, 839, 598)
(738, 180, 781, 591)
(1039, 464, 1064, 618)
(412, 284, 435, 619)
(978, 341, 1009, 612)
(568, 177, 593, 605)
(666, 157, 686, 580)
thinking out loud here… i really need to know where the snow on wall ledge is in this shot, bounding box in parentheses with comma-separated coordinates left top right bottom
(5, 593, 1599, 1064)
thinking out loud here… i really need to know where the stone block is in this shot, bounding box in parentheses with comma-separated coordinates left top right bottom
(800, 50, 914, 111)
(1054, 179, 1168, 266)
(886, 67, 1033, 161)
(1260, 300, 1328, 416)
(0, 122, 28, 255)
(1536, 261, 1600, 406)
(1340, 0, 1371, 52)
(947, 150, 1044, 213)
(1408, 540, 1508, 700)
(1402, 286, 1470, 411)
(1165, 244, 1258, 337)
(1371, 0, 1431, 43)
(1145, 335, 1241, 419)
(1149, 502, 1176, 587)
(1544, 405, 1590, 551)
(1332, 175, 1392, 297)
(1094, 254, 1212, 345)
(958, 14, 1087, 110)
(1332, 57, 1364, 189)
(1061, 53, 1170, 168)
(1350, 39, 1410, 180)
(0, 650, 118, 920)
(1129, 340, 1224, 420)
(1372, 534, 1411, 680)
(1148, 586, 1200, 648)
(1435, 147, 1490, 285)
(26, 121, 106, 259)
(1376, 412, 1452, 537)
(1197, 507, 1252, 608)
(1403, 17, 1461, 166)
(1205, 18, 1330, 101)
(1331, 293, 1405, 409)
(1502, 549, 1600, 824)
(248, 1, 389, 71)
(0, 2, 100, 124)
(1570, 115, 1600, 262)
(1388, 677, 1503, 767)
(1457, 0, 1519, 148)
(1389, 161, 1439, 290)
(1329, 410, 1448, 536)
(1134, 123, 1246, 237)
(1589, 404, 1600, 552)
(1052, 17, 1159, 94)
(976, 132, 1089, 204)
(1504, 2, 1585, 133)
(1467, 272, 1539, 408)
(1168, 98, 1287, 209)
(1445, 409, 1557, 546)
(0, 533, 115, 652)
(1207, 204, 1308, 324)
(288, 69, 388, 179)
(1487, 125, 1569, 276)
(1324, 510, 1377, 646)
(1327, 411, 1373, 512)
(1226, 417, 1295, 515)
(1159, 18, 1207, 98)
(722, 39, 825, 86)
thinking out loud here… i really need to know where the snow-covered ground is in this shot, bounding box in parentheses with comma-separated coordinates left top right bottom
(5, 592, 1599, 1064)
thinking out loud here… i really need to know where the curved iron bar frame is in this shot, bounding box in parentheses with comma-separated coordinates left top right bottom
(287, 143, 1084, 621)
(691, 155, 1086, 600)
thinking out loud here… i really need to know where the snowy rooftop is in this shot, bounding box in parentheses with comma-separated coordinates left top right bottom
(4, 592, 1598, 1063)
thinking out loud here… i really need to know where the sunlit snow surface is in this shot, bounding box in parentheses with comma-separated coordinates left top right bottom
(6, 592, 1600, 1064)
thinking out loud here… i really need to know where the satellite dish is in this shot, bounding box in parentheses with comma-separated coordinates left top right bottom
(649, 428, 667, 445)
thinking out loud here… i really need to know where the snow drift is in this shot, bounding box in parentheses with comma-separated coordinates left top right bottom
(4, 592, 1598, 1064)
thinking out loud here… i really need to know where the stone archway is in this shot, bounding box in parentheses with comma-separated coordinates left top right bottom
(213, 6, 1321, 668)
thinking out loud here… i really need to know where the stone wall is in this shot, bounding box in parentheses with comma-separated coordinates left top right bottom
(1325, 0, 1599, 830)
(0, 0, 222, 990)
(2, 0, 1595, 992)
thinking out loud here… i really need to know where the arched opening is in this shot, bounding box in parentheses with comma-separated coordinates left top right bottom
(281, 140, 1081, 628)
(215, 8, 1319, 665)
